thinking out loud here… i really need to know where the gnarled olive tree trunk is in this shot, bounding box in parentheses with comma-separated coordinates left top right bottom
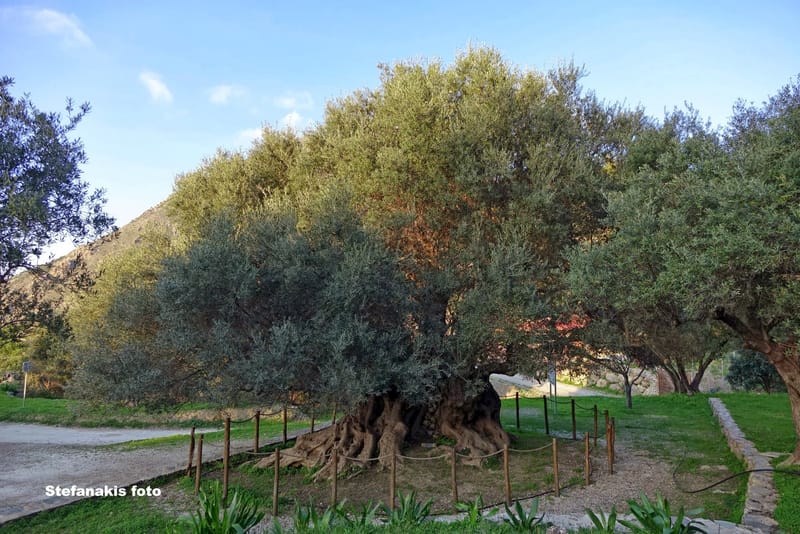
(255, 378, 509, 478)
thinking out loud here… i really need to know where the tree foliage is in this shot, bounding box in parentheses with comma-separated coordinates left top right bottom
(569, 76, 800, 462)
(71, 49, 640, 470)
(157, 187, 442, 409)
(567, 108, 731, 394)
(1, 76, 113, 346)
(68, 227, 179, 405)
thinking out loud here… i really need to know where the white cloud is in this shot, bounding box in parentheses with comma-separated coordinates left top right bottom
(209, 84, 245, 105)
(274, 91, 313, 110)
(139, 71, 173, 103)
(237, 128, 262, 144)
(280, 111, 303, 130)
(3, 7, 93, 47)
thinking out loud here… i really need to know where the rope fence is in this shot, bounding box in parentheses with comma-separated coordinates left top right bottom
(185, 395, 618, 513)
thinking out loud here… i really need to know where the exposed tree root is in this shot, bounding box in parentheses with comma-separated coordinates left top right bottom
(254, 379, 510, 478)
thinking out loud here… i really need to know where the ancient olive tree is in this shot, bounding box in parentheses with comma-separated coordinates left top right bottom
(283, 50, 637, 470)
(154, 48, 636, 474)
(1, 77, 113, 346)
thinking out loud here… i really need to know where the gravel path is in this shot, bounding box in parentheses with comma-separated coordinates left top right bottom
(0, 423, 230, 524)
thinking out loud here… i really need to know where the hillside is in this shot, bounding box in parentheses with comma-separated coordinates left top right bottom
(8, 200, 174, 296)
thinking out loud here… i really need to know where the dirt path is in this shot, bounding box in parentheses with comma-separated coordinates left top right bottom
(0, 423, 236, 524)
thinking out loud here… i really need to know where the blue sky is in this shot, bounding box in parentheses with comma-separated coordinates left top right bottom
(2, 1, 799, 254)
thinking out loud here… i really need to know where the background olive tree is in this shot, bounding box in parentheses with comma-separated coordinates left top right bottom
(1, 77, 113, 389)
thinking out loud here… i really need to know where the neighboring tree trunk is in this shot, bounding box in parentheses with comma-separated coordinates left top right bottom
(621, 366, 647, 409)
(659, 353, 715, 395)
(622, 373, 633, 409)
(255, 378, 509, 478)
(714, 308, 800, 465)
(760, 343, 800, 465)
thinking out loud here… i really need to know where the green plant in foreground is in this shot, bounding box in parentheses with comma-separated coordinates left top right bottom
(618, 493, 706, 534)
(340, 499, 381, 527)
(382, 491, 433, 525)
(455, 494, 497, 527)
(503, 497, 548, 532)
(586, 506, 618, 533)
(188, 480, 264, 533)
(292, 498, 347, 532)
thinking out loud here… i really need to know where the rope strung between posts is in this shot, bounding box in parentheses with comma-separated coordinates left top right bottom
(547, 396, 574, 405)
(337, 451, 394, 462)
(396, 452, 449, 461)
(228, 413, 258, 424)
(508, 443, 552, 453)
(227, 408, 285, 424)
(455, 448, 504, 460)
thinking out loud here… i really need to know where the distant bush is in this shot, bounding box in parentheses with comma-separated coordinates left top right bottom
(726, 350, 786, 394)
(1, 382, 19, 395)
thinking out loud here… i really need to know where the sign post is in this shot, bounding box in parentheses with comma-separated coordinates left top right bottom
(22, 361, 31, 408)
(548, 362, 557, 415)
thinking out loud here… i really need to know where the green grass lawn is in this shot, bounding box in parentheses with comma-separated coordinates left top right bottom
(1, 496, 180, 534)
(0, 393, 206, 427)
(500, 393, 747, 521)
(717, 392, 800, 533)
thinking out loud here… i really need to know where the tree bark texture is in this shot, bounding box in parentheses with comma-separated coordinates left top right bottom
(714, 308, 800, 464)
(254, 378, 509, 478)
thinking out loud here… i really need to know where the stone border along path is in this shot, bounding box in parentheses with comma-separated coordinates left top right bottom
(709, 397, 779, 533)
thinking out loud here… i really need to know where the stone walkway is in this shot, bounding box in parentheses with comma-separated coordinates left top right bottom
(709, 397, 779, 533)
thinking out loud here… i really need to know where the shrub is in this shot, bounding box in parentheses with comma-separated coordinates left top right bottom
(188, 481, 264, 533)
(503, 498, 548, 532)
(618, 493, 705, 534)
(726, 350, 786, 394)
(382, 491, 433, 526)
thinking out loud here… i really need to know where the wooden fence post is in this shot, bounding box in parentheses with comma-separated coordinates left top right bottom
(611, 417, 616, 470)
(503, 444, 511, 506)
(571, 399, 576, 440)
(194, 434, 204, 495)
(606, 416, 613, 475)
(584, 432, 590, 486)
(389, 451, 397, 511)
(272, 448, 280, 516)
(543, 395, 550, 435)
(223, 416, 230, 504)
(450, 447, 458, 507)
(332, 402, 337, 425)
(593, 405, 598, 448)
(186, 426, 195, 476)
(310, 406, 315, 433)
(254, 410, 260, 454)
(552, 438, 560, 497)
(515, 392, 520, 430)
(331, 447, 338, 507)
(282, 406, 288, 445)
